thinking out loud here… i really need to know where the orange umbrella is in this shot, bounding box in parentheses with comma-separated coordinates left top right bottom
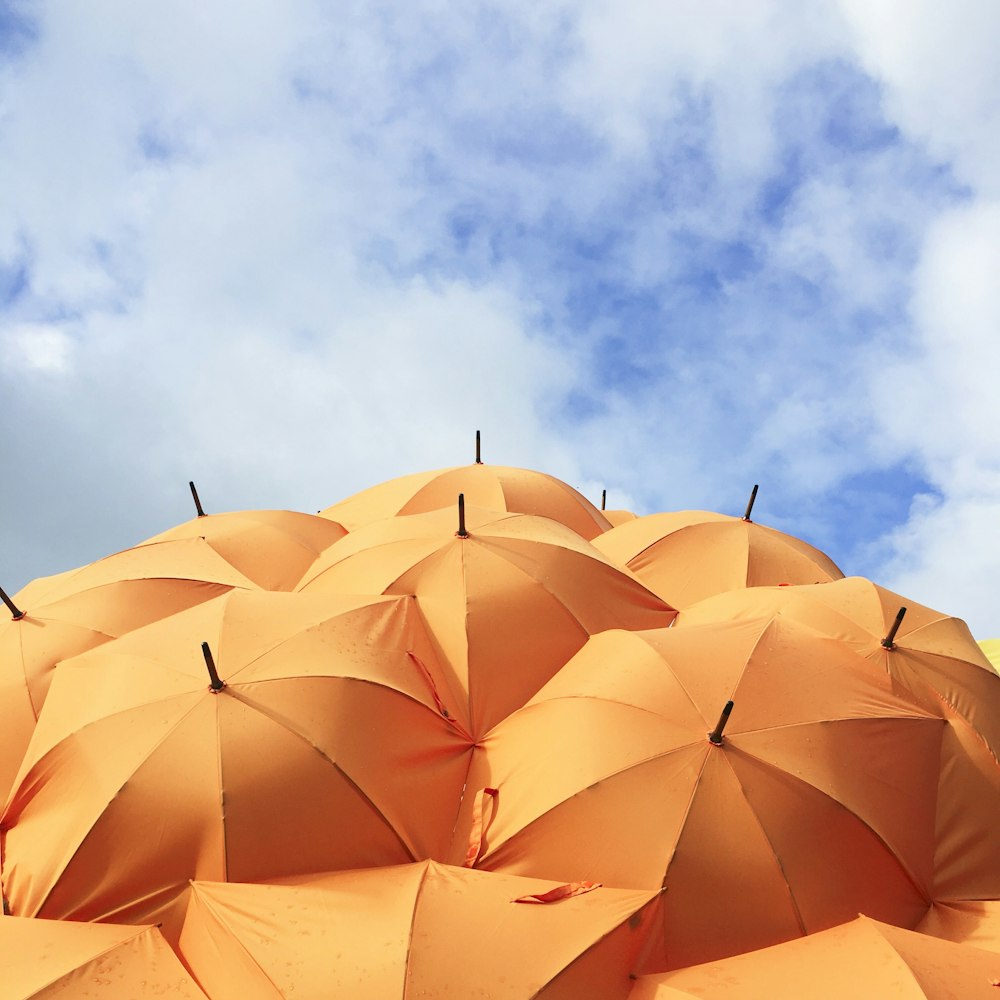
(297, 503, 674, 736)
(629, 915, 1000, 999)
(320, 462, 613, 539)
(178, 861, 660, 999)
(137, 508, 348, 590)
(1, 914, 207, 998)
(1, 590, 471, 942)
(0, 546, 257, 803)
(592, 509, 843, 608)
(452, 619, 942, 969)
(678, 578, 1000, 899)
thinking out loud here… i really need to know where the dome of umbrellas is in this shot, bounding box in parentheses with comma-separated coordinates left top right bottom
(4, 438, 1000, 998)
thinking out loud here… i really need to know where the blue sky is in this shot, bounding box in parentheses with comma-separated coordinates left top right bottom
(2, 1, 999, 635)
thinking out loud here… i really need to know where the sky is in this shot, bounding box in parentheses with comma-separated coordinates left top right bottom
(1, 1, 999, 636)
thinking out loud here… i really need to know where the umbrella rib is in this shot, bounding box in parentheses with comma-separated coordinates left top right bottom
(191, 884, 287, 1000)
(716, 749, 808, 936)
(400, 861, 433, 1000)
(528, 892, 660, 1000)
(728, 741, 935, 907)
(20, 693, 209, 917)
(477, 743, 705, 865)
(18, 924, 159, 997)
(222, 688, 418, 862)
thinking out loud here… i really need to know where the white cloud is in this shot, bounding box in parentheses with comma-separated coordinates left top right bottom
(1, 323, 75, 373)
(2, 0, 998, 644)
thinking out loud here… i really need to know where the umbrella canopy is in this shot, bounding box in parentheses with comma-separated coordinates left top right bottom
(678, 579, 1000, 899)
(0, 548, 257, 803)
(178, 861, 660, 1000)
(319, 463, 613, 539)
(629, 915, 1000, 999)
(1, 590, 471, 942)
(297, 504, 674, 736)
(451, 618, 943, 969)
(137, 509, 348, 590)
(592, 510, 843, 608)
(1, 914, 207, 998)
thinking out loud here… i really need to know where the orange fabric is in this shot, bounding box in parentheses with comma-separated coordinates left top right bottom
(0, 572, 249, 804)
(464, 786, 499, 867)
(1, 915, 207, 998)
(138, 508, 347, 590)
(630, 915, 1000, 998)
(513, 880, 602, 903)
(450, 618, 943, 969)
(593, 510, 843, 608)
(1, 591, 473, 941)
(318, 463, 613, 539)
(678, 579, 1000, 900)
(178, 862, 658, 999)
(297, 505, 673, 736)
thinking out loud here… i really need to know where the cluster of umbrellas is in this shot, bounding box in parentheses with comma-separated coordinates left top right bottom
(3, 441, 1000, 997)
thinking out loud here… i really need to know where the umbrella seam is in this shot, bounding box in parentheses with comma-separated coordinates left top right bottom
(222, 687, 419, 862)
(400, 861, 432, 1000)
(479, 744, 706, 864)
(22, 692, 212, 918)
(13, 924, 159, 997)
(727, 740, 935, 908)
(190, 883, 287, 1000)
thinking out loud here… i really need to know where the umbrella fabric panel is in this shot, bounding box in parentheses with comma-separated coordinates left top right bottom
(677, 581, 1000, 899)
(0, 578, 240, 803)
(318, 464, 613, 539)
(178, 862, 659, 1000)
(298, 507, 672, 736)
(452, 620, 943, 967)
(137, 510, 348, 591)
(629, 916, 1000, 999)
(593, 512, 843, 608)
(1, 916, 207, 999)
(1, 592, 473, 942)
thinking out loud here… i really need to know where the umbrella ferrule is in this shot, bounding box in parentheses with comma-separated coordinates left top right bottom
(475, 430, 483, 465)
(742, 484, 759, 522)
(457, 493, 469, 538)
(202, 641, 225, 692)
(0, 585, 25, 620)
(881, 606, 907, 649)
(708, 700, 734, 746)
(189, 480, 206, 518)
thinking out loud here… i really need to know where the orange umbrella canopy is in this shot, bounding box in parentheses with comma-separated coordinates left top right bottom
(678, 578, 1000, 900)
(451, 618, 943, 970)
(629, 915, 1000, 999)
(137, 508, 348, 590)
(0, 546, 257, 804)
(297, 504, 674, 737)
(1, 590, 471, 942)
(319, 462, 613, 539)
(1, 915, 207, 998)
(178, 861, 660, 1000)
(592, 510, 844, 608)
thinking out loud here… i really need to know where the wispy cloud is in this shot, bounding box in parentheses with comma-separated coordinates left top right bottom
(2, 1, 998, 636)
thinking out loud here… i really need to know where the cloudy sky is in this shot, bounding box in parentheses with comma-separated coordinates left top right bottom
(2, 1, 999, 636)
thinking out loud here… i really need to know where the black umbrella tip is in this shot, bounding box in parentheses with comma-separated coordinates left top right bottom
(0, 585, 24, 620)
(707, 700, 734, 746)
